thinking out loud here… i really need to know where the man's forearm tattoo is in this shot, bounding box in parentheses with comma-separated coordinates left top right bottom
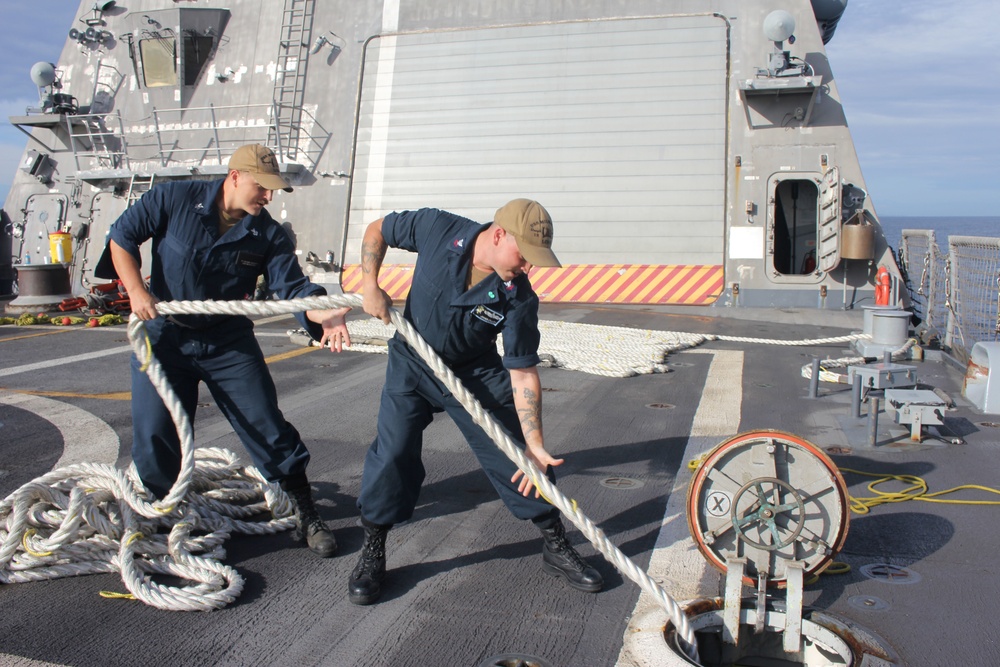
(517, 387, 542, 439)
(361, 240, 385, 275)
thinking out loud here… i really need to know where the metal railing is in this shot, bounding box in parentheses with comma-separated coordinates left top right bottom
(64, 101, 330, 173)
(899, 230, 1000, 363)
(64, 111, 129, 171)
(148, 102, 330, 168)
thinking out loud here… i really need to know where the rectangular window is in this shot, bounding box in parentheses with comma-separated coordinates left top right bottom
(139, 37, 177, 88)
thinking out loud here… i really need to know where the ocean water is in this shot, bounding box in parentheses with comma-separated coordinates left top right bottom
(879, 216, 999, 250)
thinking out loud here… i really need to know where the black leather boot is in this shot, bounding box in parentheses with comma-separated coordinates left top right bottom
(280, 474, 337, 558)
(349, 519, 390, 605)
(538, 517, 603, 593)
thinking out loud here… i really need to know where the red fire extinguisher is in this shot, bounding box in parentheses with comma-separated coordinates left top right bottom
(875, 266, 891, 305)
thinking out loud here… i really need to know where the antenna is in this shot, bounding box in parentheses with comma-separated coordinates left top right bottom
(762, 10, 804, 77)
(763, 10, 795, 47)
(29, 62, 62, 113)
(28, 62, 77, 114)
(30, 62, 57, 88)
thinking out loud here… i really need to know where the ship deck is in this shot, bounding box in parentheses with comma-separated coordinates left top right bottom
(1, 303, 998, 666)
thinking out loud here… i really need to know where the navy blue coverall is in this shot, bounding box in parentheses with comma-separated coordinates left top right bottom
(357, 208, 557, 526)
(99, 179, 325, 498)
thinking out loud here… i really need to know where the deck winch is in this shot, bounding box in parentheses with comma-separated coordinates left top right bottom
(665, 430, 900, 666)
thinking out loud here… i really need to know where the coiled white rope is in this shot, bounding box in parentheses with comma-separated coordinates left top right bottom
(0, 449, 294, 610)
(1, 305, 300, 611)
(297, 315, 871, 379)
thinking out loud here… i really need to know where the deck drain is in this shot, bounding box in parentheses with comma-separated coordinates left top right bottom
(600, 476, 644, 490)
(860, 563, 921, 584)
(978, 421, 1000, 428)
(824, 446, 852, 455)
(646, 403, 675, 409)
(848, 594, 890, 612)
(477, 654, 554, 667)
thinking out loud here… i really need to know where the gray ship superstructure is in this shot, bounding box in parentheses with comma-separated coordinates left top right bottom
(4, 2, 1000, 667)
(3, 0, 892, 311)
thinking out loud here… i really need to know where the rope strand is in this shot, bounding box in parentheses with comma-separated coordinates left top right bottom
(2, 294, 879, 659)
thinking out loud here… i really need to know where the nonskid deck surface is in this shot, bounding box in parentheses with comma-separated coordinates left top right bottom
(1, 304, 997, 666)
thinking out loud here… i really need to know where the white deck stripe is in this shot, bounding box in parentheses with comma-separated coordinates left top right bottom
(0, 391, 120, 469)
(616, 349, 744, 666)
(0, 346, 132, 378)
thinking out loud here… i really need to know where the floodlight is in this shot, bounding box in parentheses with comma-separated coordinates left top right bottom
(310, 35, 329, 55)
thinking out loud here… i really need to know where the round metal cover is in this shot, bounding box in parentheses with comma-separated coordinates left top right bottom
(859, 563, 921, 585)
(477, 654, 554, 667)
(686, 430, 850, 585)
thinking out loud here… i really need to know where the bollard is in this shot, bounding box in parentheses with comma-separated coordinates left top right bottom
(852, 373, 862, 418)
(868, 396, 880, 447)
(809, 358, 820, 398)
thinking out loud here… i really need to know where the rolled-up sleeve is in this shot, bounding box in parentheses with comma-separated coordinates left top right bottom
(383, 208, 463, 254)
(501, 293, 542, 369)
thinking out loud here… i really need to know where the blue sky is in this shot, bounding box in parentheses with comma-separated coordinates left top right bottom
(1, 1, 997, 217)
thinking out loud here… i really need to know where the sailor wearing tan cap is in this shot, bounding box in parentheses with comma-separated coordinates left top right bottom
(348, 200, 603, 605)
(95, 144, 349, 558)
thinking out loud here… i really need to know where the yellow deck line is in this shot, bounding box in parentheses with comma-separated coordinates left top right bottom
(0, 329, 71, 342)
(264, 346, 318, 364)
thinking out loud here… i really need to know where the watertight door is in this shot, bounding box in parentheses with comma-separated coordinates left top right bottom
(817, 166, 842, 273)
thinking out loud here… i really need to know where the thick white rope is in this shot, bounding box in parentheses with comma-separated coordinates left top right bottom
(1, 308, 300, 611)
(294, 314, 870, 378)
(800, 338, 916, 383)
(0, 294, 874, 657)
(150, 295, 700, 660)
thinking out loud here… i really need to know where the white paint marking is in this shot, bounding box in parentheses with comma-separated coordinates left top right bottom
(0, 391, 120, 468)
(361, 0, 402, 214)
(616, 349, 744, 666)
(0, 346, 132, 378)
(0, 656, 70, 667)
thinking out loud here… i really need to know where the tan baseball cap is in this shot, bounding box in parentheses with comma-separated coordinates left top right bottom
(228, 144, 293, 192)
(494, 198, 560, 268)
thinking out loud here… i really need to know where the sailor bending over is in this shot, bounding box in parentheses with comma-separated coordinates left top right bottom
(350, 199, 603, 604)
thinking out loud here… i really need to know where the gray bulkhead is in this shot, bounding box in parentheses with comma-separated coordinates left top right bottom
(2, 0, 892, 309)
